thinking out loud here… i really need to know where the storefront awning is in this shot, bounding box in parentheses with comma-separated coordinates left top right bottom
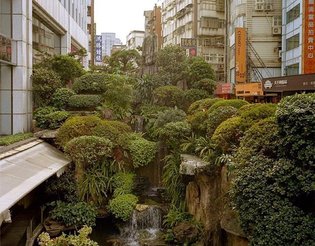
(0, 140, 70, 225)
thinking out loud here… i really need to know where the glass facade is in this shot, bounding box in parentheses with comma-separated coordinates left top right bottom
(32, 16, 61, 63)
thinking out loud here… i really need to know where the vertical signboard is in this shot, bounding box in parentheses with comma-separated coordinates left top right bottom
(235, 28, 247, 83)
(303, 0, 315, 74)
(95, 35, 102, 63)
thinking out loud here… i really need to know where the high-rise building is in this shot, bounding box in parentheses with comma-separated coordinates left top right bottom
(0, 0, 89, 135)
(126, 30, 145, 50)
(101, 32, 122, 57)
(161, 0, 225, 81)
(281, 0, 315, 76)
(143, 5, 163, 74)
(226, 0, 282, 84)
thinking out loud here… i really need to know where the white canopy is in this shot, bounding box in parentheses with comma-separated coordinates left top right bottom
(0, 140, 70, 225)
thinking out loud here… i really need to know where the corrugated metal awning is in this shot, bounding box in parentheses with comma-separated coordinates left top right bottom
(0, 140, 71, 224)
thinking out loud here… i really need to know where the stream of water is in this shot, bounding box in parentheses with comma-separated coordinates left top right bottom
(91, 205, 164, 246)
(121, 206, 163, 245)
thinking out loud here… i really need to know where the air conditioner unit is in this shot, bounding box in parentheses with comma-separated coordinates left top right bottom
(278, 50, 282, 58)
(272, 26, 281, 35)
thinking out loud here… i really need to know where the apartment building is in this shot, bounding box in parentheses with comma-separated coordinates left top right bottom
(281, 0, 315, 75)
(226, 0, 282, 85)
(161, 0, 225, 81)
(0, 0, 89, 135)
(126, 30, 145, 50)
(101, 32, 122, 57)
(143, 5, 163, 74)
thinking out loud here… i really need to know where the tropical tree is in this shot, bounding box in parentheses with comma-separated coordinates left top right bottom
(103, 49, 141, 75)
(155, 44, 188, 85)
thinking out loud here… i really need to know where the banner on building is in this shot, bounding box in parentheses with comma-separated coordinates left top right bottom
(95, 35, 102, 63)
(303, 0, 315, 74)
(235, 28, 247, 83)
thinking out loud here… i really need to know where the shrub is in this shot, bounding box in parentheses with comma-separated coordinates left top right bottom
(33, 106, 57, 128)
(157, 121, 191, 146)
(56, 115, 102, 148)
(124, 133, 157, 168)
(50, 55, 85, 83)
(140, 104, 169, 122)
(235, 118, 280, 166)
(187, 56, 215, 83)
(51, 88, 76, 110)
(38, 226, 98, 246)
(211, 116, 244, 153)
(106, 120, 132, 133)
(239, 103, 277, 124)
(183, 89, 209, 110)
(206, 106, 238, 137)
(231, 156, 315, 245)
(108, 194, 138, 221)
(68, 94, 102, 109)
(44, 111, 70, 129)
(276, 93, 315, 166)
(153, 108, 186, 129)
(64, 136, 113, 167)
(187, 98, 222, 115)
(112, 172, 135, 197)
(208, 99, 249, 113)
(44, 167, 78, 203)
(101, 74, 134, 119)
(72, 73, 110, 94)
(186, 111, 208, 134)
(92, 120, 128, 145)
(153, 85, 184, 107)
(49, 201, 97, 227)
(32, 68, 62, 107)
(191, 78, 216, 95)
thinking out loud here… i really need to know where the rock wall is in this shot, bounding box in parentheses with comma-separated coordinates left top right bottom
(183, 158, 249, 246)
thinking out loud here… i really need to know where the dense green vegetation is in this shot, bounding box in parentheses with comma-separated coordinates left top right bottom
(34, 46, 314, 245)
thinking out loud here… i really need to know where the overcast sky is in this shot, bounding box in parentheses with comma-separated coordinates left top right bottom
(94, 0, 161, 44)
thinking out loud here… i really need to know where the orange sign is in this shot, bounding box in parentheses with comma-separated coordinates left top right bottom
(303, 0, 315, 74)
(235, 28, 247, 83)
(235, 82, 263, 97)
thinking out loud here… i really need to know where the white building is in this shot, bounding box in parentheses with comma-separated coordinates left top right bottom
(281, 0, 315, 76)
(101, 32, 122, 57)
(126, 30, 145, 50)
(0, 0, 89, 135)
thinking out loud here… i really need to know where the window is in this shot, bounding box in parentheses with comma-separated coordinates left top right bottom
(286, 34, 300, 51)
(286, 63, 299, 75)
(273, 16, 282, 27)
(201, 17, 225, 29)
(287, 4, 300, 23)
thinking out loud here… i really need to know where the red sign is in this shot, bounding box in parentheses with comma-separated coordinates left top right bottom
(215, 83, 232, 95)
(303, 0, 315, 74)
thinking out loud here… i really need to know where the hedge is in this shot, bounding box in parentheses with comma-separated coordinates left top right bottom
(68, 94, 102, 109)
(72, 73, 110, 94)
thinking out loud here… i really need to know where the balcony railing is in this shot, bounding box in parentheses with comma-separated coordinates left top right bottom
(0, 33, 12, 63)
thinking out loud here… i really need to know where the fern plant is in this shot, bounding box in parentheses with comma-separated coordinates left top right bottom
(162, 151, 185, 206)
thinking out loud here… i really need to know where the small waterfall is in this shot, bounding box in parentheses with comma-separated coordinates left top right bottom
(121, 205, 163, 245)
